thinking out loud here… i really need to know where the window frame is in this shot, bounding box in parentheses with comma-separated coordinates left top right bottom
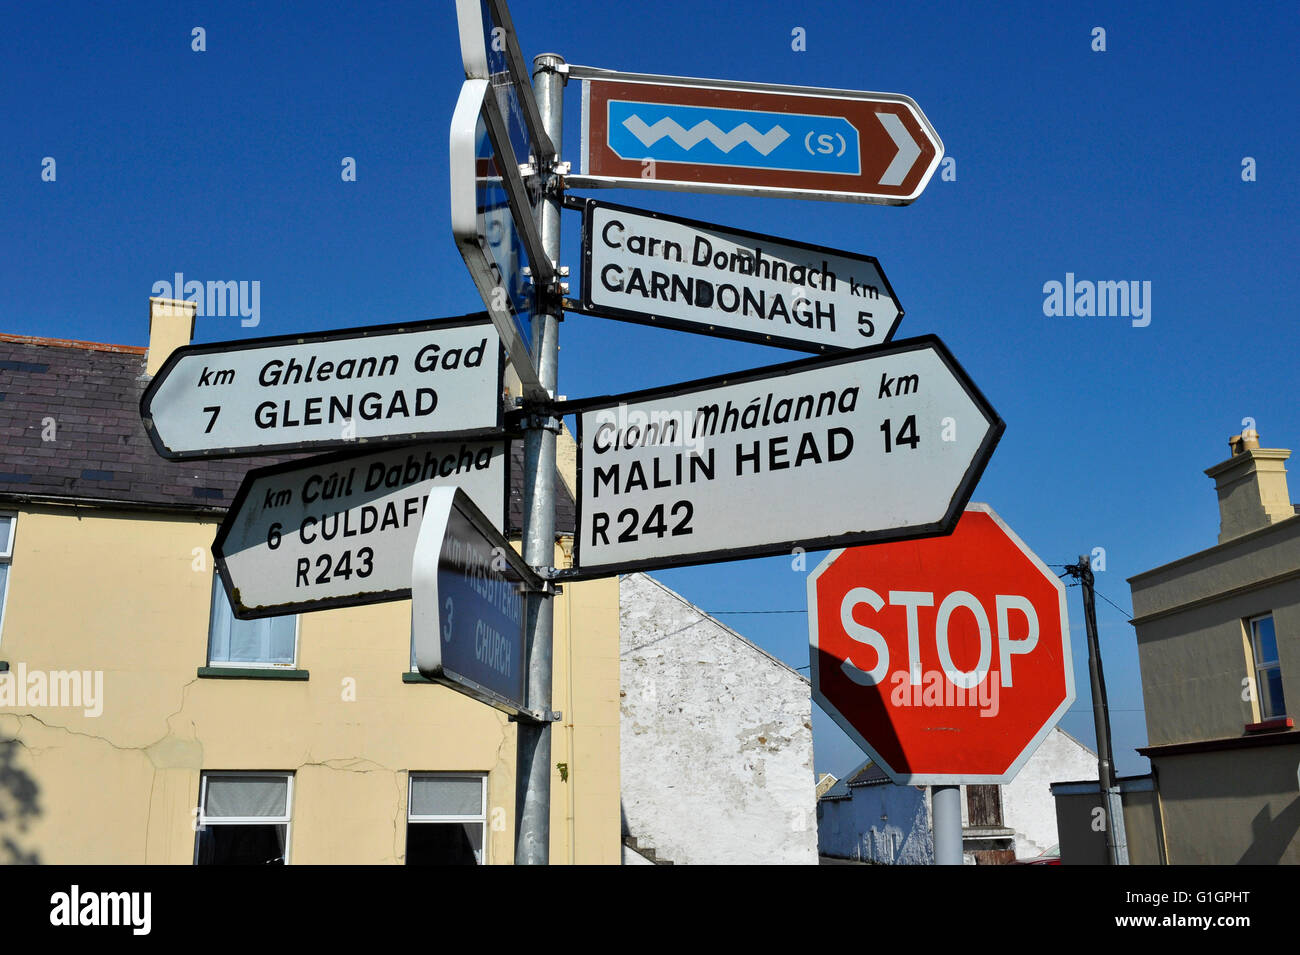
(1246, 613, 1286, 721)
(406, 772, 488, 865)
(0, 512, 15, 643)
(206, 571, 300, 669)
(196, 771, 294, 865)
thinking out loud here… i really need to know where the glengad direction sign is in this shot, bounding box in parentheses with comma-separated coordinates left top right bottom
(142, 314, 504, 459)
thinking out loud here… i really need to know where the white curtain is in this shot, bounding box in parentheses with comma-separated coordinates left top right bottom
(204, 775, 289, 818)
(208, 575, 295, 665)
(410, 775, 483, 817)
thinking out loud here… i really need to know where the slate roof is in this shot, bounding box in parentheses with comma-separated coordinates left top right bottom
(847, 761, 893, 787)
(0, 333, 574, 536)
(818, 758, 893, 801)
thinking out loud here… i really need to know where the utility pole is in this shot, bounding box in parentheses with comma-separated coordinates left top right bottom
(1065, 556, 1129, 865)
(514, 52, 566, 866)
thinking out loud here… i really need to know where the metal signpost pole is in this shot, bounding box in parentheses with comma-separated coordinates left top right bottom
(515, 52, 565, 866)
(932, 785, 963, 865)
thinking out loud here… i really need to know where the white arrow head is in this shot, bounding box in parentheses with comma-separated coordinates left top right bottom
(876, 112, 922, 186)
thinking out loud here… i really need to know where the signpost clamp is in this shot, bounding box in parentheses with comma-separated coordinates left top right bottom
(519, 572, 562, 597)
(518, 412, 564, 434)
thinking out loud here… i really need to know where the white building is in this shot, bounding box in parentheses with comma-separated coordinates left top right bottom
(619, 572, 818, 865)
(817, 727, 1097, 863)
(818, 761, 935, 864)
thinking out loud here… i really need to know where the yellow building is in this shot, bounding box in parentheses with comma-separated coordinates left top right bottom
(1127, 430, 1299, 865)
(0, 302, 621, 864)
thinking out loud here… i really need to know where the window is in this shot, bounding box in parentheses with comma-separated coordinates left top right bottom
(966, 784, 1004, 827)
(406, 773, 487, 865)
(1248, 614, 1287, 720)
(207, 573, 298, 667)
(0, 513, 13, 642)
(195, 772, 293, 864)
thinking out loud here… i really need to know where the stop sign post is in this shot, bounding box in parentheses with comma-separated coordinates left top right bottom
(808, 503, 1074, 787)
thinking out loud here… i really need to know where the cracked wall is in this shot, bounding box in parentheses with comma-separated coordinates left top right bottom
(0, 505, 620, 863)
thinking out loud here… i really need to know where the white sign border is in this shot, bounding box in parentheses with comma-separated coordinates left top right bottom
(807, 502, 1076, 786)
(450, 79, 551, 400)
(453, 0, 555, 161)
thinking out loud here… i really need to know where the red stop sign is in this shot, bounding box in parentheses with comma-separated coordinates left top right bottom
(808, 504, 1074, 784)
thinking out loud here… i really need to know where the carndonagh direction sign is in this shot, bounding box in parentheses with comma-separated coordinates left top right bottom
(568, 66, 943, 205)
(556, 336, 1003, 579)
(566, 197, 903, 352)
(141, 314, 504, 460)
(214, 440, 508, 618)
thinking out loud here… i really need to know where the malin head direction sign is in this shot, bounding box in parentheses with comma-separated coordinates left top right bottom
(560, 336, 1002, 579)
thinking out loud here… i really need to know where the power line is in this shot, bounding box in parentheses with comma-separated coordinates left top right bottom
(707, 575, 1134, 620)
(1051, 562, 1134, 619)
(707, 609, 807, 615)
(1094, 588, 1134, 620)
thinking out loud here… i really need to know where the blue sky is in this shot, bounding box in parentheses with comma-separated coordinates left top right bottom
(3, 1, 1298, 778)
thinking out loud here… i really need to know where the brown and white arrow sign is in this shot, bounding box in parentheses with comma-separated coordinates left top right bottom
(568, 66, 944, 205)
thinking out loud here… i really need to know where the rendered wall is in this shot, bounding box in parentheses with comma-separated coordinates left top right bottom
(817, 785, 933, 864)
(0, 505, 620, 864)
(1153, 746, 1300, 864)
(1130, 520, 1300, 745)
(619, 572, 818, 864)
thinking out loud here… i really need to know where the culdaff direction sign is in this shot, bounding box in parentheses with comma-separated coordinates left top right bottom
(141, 315, 504, 460)
(557, 336, 1002, 579)
(213, 440, 508, 619)
(569, 66, 943, 205)
(567, 197, 903, 352)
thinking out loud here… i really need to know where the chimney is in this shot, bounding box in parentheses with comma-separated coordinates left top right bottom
(1204, 429, 1295, 544)
(146, 297, 196, 376)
